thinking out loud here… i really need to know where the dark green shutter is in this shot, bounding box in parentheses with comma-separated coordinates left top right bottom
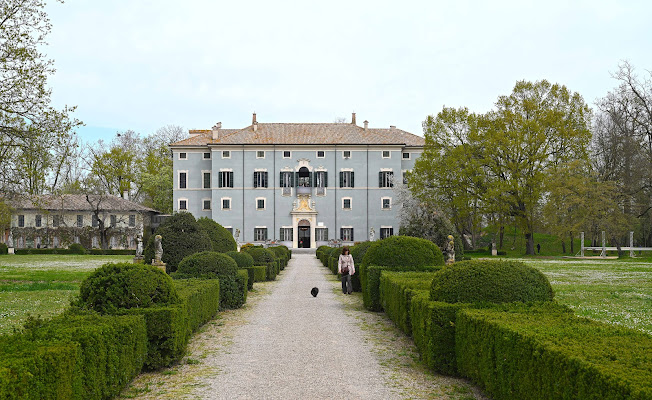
(264, 172, 268, 188)
(279, 171, 283, 187)
(339, 172, 343, 188)
(253, 172, 258, 188)
(351, 228, 354, 241)
(340, 228, 344, 240)
(324, 171, 328, 187)
(351, 171, 354, 188)
(219, 172, 223, 187)
(379, 172, 383, 187)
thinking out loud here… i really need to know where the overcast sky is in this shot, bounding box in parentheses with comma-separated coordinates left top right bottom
(45, 0, 652, 143)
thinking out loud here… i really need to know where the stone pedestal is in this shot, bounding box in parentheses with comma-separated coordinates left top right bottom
(152, 260, 167, 273)
(8, 248, 14, 255)
(491, 242, 497, 256)
(133, 256, 144, 264)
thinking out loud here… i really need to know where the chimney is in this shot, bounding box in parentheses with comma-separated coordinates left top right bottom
(351, 112, 356, 125)
(252, 112, 258, 132)
(123, 190, 129, 200)
(363, 120, 368, 131)
(390, 125, 396, 130)
(212, 122, 222, 141)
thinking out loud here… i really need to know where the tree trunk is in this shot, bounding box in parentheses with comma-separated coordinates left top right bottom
(499, 225, 504, 249)
(561, 240, 566, 254)
(569, 231, 574, 254)
(525, 232, 535, 255)
(611, 236, 623, 257)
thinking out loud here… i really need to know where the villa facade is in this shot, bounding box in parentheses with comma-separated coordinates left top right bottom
(170, 113, 424, 249)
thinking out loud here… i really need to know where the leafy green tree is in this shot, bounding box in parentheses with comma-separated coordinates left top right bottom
(0, 0, 81, 194)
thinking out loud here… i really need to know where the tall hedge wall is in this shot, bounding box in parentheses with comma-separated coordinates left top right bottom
(379, 271, 438, 336)
(361, 264, 442, 311)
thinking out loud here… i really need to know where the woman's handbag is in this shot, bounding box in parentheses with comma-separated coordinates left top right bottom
(341, 266, 349, 275)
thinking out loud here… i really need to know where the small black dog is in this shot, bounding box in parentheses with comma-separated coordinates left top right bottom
(311, 287, 319, 297)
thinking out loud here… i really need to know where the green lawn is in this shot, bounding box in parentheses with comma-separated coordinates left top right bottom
(0, 254, 132, 335)
(522, 258, 652, 335)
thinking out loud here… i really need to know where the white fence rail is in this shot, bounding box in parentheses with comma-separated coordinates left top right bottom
(580, 231, 652, 257)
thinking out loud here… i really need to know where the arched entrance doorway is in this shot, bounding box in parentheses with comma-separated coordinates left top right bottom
(298, 219, 311, 248)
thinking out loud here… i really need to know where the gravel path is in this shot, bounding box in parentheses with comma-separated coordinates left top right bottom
(196, 253, 398, 399)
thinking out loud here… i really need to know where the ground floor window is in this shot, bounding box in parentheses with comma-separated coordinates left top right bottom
(380, 227, 394, 239)
(315, 227, 328, 241)
(280, 227, 293, 241)
(254, 227, 267, 241)
(340, 227, 354, 241)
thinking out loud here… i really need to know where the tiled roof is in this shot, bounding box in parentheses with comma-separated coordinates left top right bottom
(8, 194, 159, 213)
(171, 123, 424, 147)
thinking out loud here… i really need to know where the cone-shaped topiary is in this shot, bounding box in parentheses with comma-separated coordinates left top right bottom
(197, 217, 237, 253)
(430, 259, 554, 304)
(143, 212, 212, 273)
(78, 262, 179, 314)
(361, 235, 445, 268)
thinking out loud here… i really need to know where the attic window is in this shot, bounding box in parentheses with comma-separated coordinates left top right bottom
(342, 150, 351, 159)
(179, 152, 187, 160)
(317, 150, 325, 158)
(283, 151, 291, 158)
(203, 152, 211, 159)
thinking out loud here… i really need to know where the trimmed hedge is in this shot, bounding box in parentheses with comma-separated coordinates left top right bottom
(327, 247, 342, 274)
(316, 245, 330, 264)
(430, 259, 554, 304)
(456, 303, 652, 400)
(246, 265, 267, 282)
(144, 212, 212, 272)
(197, 217, 237, 253)
(0, 242, 7, 254)
(0, 313, 147, 400)
(361, 265, 442, 311)
(225, 251, 254, 269)
(175, 251, 239, 278)
(268, 246, 290, 269)
(409, 294, 473, 375)
(13, 248, 135, 255)
(173, 279, 220, 333)
(361, 235, 445, 270)
(236, 269, 248, 305)
(243, 247, 277, 265)
(349, 241, 374, 291)
(68, 243, 87, 255)
(88, 249, 135, 255)
(78, 263, 179, 314)
(379, 271, 438, 335)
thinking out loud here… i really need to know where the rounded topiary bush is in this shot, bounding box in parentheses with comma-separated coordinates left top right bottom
(225, 251, 254, 270)
(78, 262, 178, 314)
(0, 242, 8, 255)
(143, 212, 212, 273)
(429, 259, 554, 304)
(68, 243, 87, 255)
(268, 246, 289, 267)
(175, 251, 239, 278)
(328, 246, 343, 274)
(197, 217, 237, 253)
(349, 241, 374, 292)
(243, 247, 276, 265)
(361, 235, 445, 268)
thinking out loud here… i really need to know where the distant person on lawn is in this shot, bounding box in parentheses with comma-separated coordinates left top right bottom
(338, 246, 355, 294)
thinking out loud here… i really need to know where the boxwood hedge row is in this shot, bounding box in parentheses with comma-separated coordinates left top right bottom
(379, 271, 438, 336)
(362, 265, 442, 311)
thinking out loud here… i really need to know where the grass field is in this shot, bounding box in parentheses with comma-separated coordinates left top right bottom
(0, 254, 132, 335)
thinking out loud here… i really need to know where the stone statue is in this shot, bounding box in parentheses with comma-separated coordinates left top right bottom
(369, 227, 375, 241)
(235, 228, 240, 239)
(154, 234, 163, 263)
(7, 233, 13, 248)
(445, 234, 455, 265)
(135, 235, 143, 257)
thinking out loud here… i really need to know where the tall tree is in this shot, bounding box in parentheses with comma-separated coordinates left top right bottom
(0, 0, 81, 194)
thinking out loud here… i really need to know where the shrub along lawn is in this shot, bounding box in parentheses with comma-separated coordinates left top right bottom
(523, 258, 652, 334)
(0, 254, 133, 334)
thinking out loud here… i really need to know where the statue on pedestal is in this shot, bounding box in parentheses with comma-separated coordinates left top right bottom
(133, 235, 144, 263)
(445, 234, 455, 265)
(151, 234, 166, 272)
(369, 227, 375, 241)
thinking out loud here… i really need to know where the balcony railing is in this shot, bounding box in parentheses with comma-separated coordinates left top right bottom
(282, 187, 292, 196)
(296, 186, 311, 195)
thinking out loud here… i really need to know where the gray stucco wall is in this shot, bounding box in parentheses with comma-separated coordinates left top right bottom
(173, 145, 421, 247)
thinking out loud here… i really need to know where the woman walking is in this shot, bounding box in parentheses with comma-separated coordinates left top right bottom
(338, 246, 355, 294)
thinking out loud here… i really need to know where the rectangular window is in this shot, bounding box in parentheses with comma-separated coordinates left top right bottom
(382, 150, 390, 158)
(402, 152, 410, 159)
(280, 227, 293, 241)
(129, 215, 136, 227)
(342, 150, 351, 158)
(254, 227, 268, 241)
(340, 227, 354, 242)
(380, 227, 394, 239)
(283, 151, 291, 158)
(203, 152, 211, 159)
(342, 198, 352, 210)
(256, 150, 265, 159)
(18, 215, 25, 227)
(317, 150, 325, 158)
(179, 200, 187, 210)
(203, 172, 211, 189)
(203, 200, 211, 210)
(77, 215, 83, 227)
(225, 227, 233, 234)
(382, 198, 391, 209)
(379, 171, 394, 188)
(35, 215, 42, 227)
(256, 198, 266, 210)
(53, 215, 61, 227)
(92, 214, 98, 228)
(222, 198, 231, 210)
(280, 171, 294, 195)
(315, 171, 327, 188)
(315, 227, 328, 241)
(179, 172, 187, 189)
(253, 171, 268, 188)
(339, 171, 354, 188)
(222, 150, 231, 159)
(110, 215, 117, 227)
(179, 152, 187, 159)
(219, 171, 234, 188)
(402, 170, 409, 185)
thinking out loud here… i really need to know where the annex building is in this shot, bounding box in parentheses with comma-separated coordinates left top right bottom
(170, 113, 424, 249)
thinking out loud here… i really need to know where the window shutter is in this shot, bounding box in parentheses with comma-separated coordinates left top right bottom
(264, 172, 268, 188)
(351, 171, 354, 188)
(379, 171, 383, 187)
(279, 171, 283, 187)
(339, 172, 343, 188)
(351, 228, 354, 241)
(340, 228, 344, 240)
(324, 172, 328, 187)
(310, 171, 315, 187)
(229, 172, 234, 187)
(389, 171, 394, 187)
(219, 172, 223, 187)
(253, 172, 258, 188)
